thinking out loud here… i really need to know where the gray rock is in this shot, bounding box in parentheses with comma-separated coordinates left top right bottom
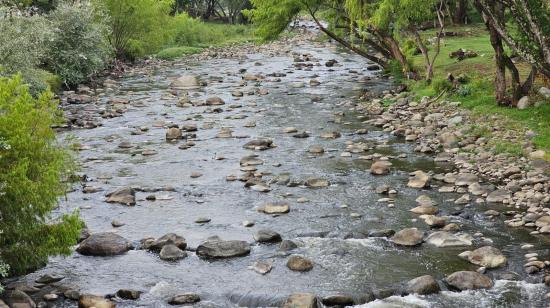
(305, 178, 329, 188)
(406, 275, 440, 295)
(486, 189, 510, 203)
(243, 139, 274, 150)
(390, 228, 424, 246)
(279, 240, 298, 251)
(370, 161, 392, 175)
(283, 293, 318, 308)
(78, 294, 115, 308)
(425, 231, 473, 247)
(408, 171, 430, 188)
(257, 202, 290, 214)
(149, 233, 187, 251)
(254, 229, 282, 243)
(251, 260, 273, 275)
(76, 232, 132, 256)
(159, 244, 187, 261)
(116, 289, 142, 300)
(287, 255, 314, 272)
(321, 294, 355, 306)
(466, 246, 507, 268)
(165, 127, 183, 141)
(35, 274, 64, 284)
(169, 293, 200, 305)
(445, 271, 493, 290)
(196, 238, 251, 258)
(105, 187, 136, 206)
(517, 96, 530, 109)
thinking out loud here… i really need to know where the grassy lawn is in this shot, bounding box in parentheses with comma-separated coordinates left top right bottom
(405, 24, 550, 156)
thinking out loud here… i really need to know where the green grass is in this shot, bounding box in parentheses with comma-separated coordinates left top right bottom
(156, 22, 258, 60)
(157, 46, 204, 59)
(403, 24, 550, 156)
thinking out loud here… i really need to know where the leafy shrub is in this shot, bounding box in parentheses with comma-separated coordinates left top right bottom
(0, 75, 81, 275)
(432, 78, 453, 93)
(0, 15, 52, 93)
(157, 46, 204, 59)
(0, 260, 7, 293)
(100, 0, 173, 59)
(457, 84, 473, 97)
(45, 2, 113, 87)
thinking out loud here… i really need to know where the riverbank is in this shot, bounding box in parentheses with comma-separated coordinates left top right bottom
(2, 23, 550, 308)
(396, 24, 550, 158)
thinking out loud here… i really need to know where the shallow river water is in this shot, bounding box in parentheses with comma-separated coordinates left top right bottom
(16, 31, 550, 308)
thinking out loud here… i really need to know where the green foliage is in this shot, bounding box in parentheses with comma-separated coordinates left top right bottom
(0, 14, 52, 93)
(98, 0, 173, 59)
(245, 0, 302, 41)
(0, 75, 81, 275)
(494, 142, 524, 157)
(157, 46, 204, 59)
(432, 78, 453, 93)
(385, 59, 406, 82)
(0, 260, 7, 293)
(457, 84, 473, 97)
(45, 2, 113, 87)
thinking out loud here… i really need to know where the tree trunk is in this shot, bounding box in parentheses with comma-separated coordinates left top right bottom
(385, 36, 417, 79)
(454, 0, 467, 24)
(476, 0, 508, 104)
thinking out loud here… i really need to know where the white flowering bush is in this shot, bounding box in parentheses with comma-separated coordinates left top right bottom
(0, 261, 8, 293)
(0, 14, 52, 92)
(45, 2, 113, 87)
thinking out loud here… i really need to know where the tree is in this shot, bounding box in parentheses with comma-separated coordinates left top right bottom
(474, 0, 547, 105)
(0, 75, 81, 275)
(246, 0, 394, 68)
(346, 0, 446, 81)
(98, 0, 173, 59)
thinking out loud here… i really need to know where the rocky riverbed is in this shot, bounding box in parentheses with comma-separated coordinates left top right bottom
(2, 24, 550, 308)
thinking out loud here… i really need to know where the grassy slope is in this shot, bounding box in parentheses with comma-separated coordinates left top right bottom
(156, 22, 258, 60)
(405, 24, 550, 155)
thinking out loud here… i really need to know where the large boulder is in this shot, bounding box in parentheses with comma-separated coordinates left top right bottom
(407, 171, 430, 188)
(283, 293, 318, 308)
(105, 187, 135, 206)
(425, 231, 473, 248)
(196, 237, 251, 258)
(445, 271, 493, 291)
(78, 294, 115, 308)
(76, 232, 132, 256)
(465, 246, 507, 268)
(425, 231, 473, 247)
(390, 228, 424, 246)
(405, 275, 440, 295)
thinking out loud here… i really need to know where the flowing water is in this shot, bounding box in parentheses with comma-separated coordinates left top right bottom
(14, 29, 550, 308)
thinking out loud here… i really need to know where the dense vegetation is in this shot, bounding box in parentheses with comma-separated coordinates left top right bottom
(0, 75, 81, 277)
(0, 0, 255, 93)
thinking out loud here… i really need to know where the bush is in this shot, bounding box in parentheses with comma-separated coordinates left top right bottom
(45, 2, 113, 87)
(0, 15, 52, 93)
(432, 78, 453, 93)
(100, 0, 173, 59)
(0, 75, 81, 275)
(0, 260, 7, 293)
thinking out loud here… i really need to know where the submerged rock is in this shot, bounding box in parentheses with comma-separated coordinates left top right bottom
(370, 160, 392, 175)
(169, 293, 200, 305)
(466, 246, 507, 268)
(77, 232, 132, 256)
